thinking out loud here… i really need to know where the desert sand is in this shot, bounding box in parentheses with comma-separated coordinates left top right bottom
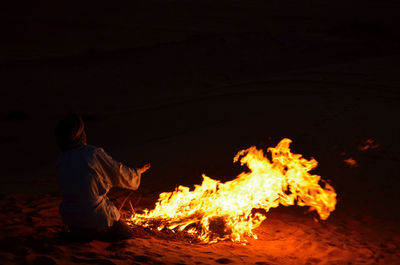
(1, 0, 400, 264)
(0, 190, 399, 265)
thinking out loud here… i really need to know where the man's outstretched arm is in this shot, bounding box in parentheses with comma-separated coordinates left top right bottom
(94, 148, 150, 190)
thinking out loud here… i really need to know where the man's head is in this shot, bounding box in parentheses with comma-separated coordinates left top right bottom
(56, 113, 87, 150)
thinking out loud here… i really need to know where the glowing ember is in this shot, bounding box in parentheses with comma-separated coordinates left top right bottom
(127, 138, 337, 243)
(359, 139, 379, 151)
(344, 157, 358, 167)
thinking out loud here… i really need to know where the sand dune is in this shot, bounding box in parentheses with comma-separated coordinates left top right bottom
(0, 191, 399, 264)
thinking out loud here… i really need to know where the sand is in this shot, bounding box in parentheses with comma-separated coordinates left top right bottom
(0, 191, 399, 265)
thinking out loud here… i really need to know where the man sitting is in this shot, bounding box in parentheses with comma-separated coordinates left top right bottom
(56, 113, 150, 240)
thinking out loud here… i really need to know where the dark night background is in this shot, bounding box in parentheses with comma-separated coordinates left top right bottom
(1, 0, 400, 257)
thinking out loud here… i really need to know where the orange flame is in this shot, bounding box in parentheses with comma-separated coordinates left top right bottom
(127, 138, 337, 243)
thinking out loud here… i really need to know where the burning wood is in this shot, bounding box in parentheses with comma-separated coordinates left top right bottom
(126, 138, 337, 243)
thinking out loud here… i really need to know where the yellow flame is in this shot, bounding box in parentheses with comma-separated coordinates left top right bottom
(127, 138, 336, 243)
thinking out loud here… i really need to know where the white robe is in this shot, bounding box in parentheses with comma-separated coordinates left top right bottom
(57, 145, 141, 228)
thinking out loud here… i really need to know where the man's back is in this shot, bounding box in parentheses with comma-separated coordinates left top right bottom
(58, 145, 97, 201)
(57, 145, 120, 228)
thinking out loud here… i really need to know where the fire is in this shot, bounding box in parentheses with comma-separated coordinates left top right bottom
(127, 138, 336, 243)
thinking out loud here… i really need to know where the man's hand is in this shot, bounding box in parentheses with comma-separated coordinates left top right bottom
(137, 163, 151, 174)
